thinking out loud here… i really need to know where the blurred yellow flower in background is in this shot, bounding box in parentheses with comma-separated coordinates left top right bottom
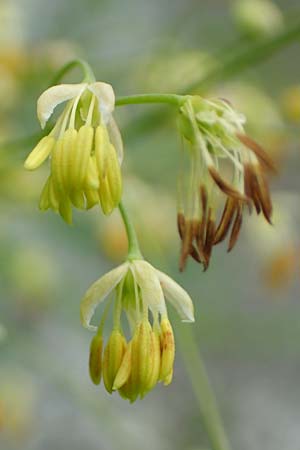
(246, 191, 299, 290)
(0, 367, 37, 442)
(281, 85, 300, 124)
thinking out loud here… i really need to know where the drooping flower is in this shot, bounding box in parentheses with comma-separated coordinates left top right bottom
(80, 259, 194, 402)
(177, 95, 275, 271)
(24, 81, 123, 223)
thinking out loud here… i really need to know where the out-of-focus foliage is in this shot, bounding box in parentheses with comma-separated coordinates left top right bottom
(232, 0, 284, 39)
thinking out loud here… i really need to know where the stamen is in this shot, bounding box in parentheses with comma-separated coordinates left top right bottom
(208, 166, 247, 201)
(69, 91, 84, 130)
(214, 198, 237, 244)
(86, 95, 96, 126)
(58, 101, 74, 138)
(228, 203, 243, 252)
(237, 133, 276, 173)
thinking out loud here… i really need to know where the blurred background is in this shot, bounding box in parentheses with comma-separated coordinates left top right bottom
(0, 0, 299, 449)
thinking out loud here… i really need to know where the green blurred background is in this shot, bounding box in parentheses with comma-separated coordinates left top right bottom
(0, 0, 299, 449)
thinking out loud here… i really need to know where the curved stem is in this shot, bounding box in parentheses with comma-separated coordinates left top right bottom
(115, 93, 184, 107)
(178, 323, 231, 450)
(118, 201, 143, 261)
(50, 58, 96, 86)
(3, 19, 300, 155)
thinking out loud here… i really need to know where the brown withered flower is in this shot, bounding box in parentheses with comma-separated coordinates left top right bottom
(177, 95, 275, 271)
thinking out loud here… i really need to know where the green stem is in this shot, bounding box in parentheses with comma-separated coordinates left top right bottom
(178, 323, 231, 450)
(115, 93, 184, 107)
(118, 201, 143, 260)
(3, 19, 300, 155)
(50, 58, 96, 85)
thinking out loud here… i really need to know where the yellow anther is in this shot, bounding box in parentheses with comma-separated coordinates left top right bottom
(98, 176, 114, 215)
(113, 340, 132, 392)
(51, 139, 65, 195)
(61, 128, 78, 192)
(159, 318, 175, 382)
(95, 124, 110, 179)
(70, 125, 93, 191)
(70, 190, 85, 209)
(102, 330, 127, 394)
(24, 136, 55, 171)
(48, 177, 59, 211)
(89, 334, 103, 385)
(58, 196, 72, 224)
(143, 328, 161, 394)
(85, 156, 100, 190)
(84, 188, 99, 210)
(39, 177, 50, 211)
(163, 368, 173, 386)
(106, 144, 122, 207)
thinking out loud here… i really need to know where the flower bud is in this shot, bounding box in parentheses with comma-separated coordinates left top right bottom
(103, 329, 127, 393)
(159, 318, 175, 382)
(89, 334, 103, 385)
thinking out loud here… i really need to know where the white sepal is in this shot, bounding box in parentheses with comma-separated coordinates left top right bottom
(37, 83, 87, 129)
(156, 269, 195, 322)
(80, 262, 129, 331)
(88, 82, 115, 125)
(131, 260, 167, 317)
(107, 117, 124, 163)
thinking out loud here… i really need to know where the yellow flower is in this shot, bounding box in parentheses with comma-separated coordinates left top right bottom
(177, 95, 275, 271)
(80, 259, 194, 402)
(24, 81, 123, 223)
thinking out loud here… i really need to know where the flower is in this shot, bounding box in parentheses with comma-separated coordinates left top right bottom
(177, 95, 275, 271)
(24, 81, 123, 223)
(80, 259, 194, 402)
